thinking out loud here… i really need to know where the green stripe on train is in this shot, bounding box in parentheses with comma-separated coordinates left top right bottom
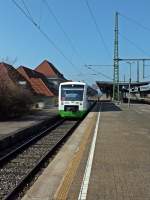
(59, 110, 87, 118)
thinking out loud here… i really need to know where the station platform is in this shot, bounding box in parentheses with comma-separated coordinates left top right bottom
(0, 107, 58, 140)
(22, 102, 150, 200)
(0, 107, 58, 151)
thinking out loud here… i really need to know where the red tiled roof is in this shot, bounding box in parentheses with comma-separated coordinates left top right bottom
(30, 78, 54, 96)
(17, 66, 54, 97)
(35, 60, 65, 78)
(0, 63, 31, 91)
(0, 63, 13, 88)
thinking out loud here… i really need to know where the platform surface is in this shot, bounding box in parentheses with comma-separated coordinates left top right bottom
(21, 102, 150, 200)
(67, 102, 150, 200)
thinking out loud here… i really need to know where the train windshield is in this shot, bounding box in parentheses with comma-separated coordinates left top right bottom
(61, 84, 84, 101)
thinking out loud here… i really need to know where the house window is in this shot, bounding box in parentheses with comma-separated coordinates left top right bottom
(18, 81, 27, 85)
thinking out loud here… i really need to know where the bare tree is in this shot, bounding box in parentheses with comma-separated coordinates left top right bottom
(0, 72, 33, 120)
(0, 56, 18, 65)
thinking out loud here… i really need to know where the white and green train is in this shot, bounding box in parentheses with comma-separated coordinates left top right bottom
(58, 81, 97, 118)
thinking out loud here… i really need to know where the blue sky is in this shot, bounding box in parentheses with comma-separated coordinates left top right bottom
(1, 0, 150, 85)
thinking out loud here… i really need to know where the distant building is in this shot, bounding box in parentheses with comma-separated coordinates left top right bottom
(35, 60, 67, 91)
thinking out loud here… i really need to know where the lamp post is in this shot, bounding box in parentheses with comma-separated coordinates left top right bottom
(126, 61, 134, 108)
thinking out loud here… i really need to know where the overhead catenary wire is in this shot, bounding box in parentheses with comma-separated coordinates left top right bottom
(21, 0, 33, 22)
(12, 0, 81, 74)
(119, 12, 150, 33)
(84, 0, 111, 58)
(85, 65, 113, 80)
(119, 31, 150, 56)
(43, 0, 86, 64)
(38, 0, 44, 27)
(87, 64, 113, 67)
(119, 12, 150, 56)
(118, 12, 150, 80)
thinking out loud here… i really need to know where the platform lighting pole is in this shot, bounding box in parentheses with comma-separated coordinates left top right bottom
(126, 61, 134, 108)
(124, 74, 126, 82)
(137, 61, 139, 82)
(143, 60, 145, 79)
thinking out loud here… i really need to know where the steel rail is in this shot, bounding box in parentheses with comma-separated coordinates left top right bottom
(0, 119, 65, 166)
(0, 115, 60, 157)
(1, 119, 80, 200)
(0, 102, 97, 199)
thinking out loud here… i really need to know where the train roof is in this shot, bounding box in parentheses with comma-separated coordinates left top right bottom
(60, 81, 86, 86)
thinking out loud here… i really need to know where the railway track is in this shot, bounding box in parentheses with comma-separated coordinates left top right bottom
(0, 118, 81, 200)
(0, 115, 60, 158)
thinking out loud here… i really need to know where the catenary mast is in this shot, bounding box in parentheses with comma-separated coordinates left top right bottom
(113, 12, 119, 101)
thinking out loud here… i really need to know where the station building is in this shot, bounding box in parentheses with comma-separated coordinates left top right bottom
(35, 60, 67, 92)
(17, 59, 67, 108)
(0, 62, 31, 92)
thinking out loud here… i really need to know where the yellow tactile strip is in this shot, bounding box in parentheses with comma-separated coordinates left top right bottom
(54, 112, 97, 200)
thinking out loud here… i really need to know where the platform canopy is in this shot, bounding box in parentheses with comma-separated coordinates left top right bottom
(96, 81, 150, 94)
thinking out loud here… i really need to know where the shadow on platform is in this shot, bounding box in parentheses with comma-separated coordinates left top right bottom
(100, 102, 122, 112)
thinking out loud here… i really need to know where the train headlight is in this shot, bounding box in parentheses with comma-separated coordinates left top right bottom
(80, 102, 83, 105)
(61, 102, 64, 105)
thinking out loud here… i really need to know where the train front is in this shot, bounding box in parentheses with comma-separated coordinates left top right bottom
(58, 82, 87, 118)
